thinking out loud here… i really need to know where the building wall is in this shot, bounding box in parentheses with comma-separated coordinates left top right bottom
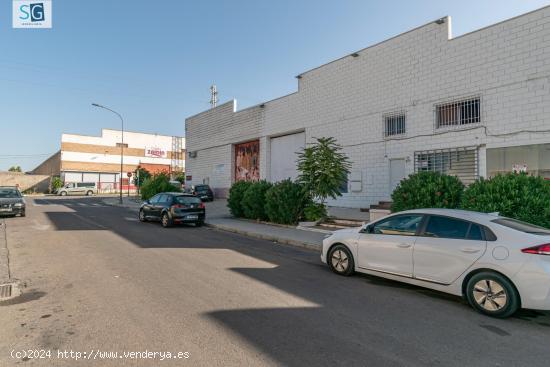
(58, 129, 185, 183)
(185, 7, 550, 206)
(30, 151, 61, 176)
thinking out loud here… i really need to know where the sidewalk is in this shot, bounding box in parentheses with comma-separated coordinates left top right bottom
(103, 197, 326, 250)
(0, 220, 9, 282)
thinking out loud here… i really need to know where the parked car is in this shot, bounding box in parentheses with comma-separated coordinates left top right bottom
(321, 208, 550, 318)
(0, 186, 25, 217)
(192, 184, 214, 201)
(169, 180, 183, 190)
(139, 192, 205, 228)
(56, 182, 97, 196)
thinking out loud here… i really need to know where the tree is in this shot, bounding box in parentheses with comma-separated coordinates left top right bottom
(8, 166, 22, 172)
(133, 167, 151, 187)
(174, 172, 185, 184)
(296, 137, 351, 208)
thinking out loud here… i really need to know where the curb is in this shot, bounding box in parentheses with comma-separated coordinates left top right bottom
(204, 222, 321, 252)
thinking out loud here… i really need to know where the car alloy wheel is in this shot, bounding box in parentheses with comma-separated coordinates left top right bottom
(139, 210, 147, 222)
(86, 190, 93, 196)
(161, 213, 171, 228)
(466, 272, 519, 318)
(60, 191, 67, 196)
(328, 245, 354, 276)
(472, 280, 508, 312)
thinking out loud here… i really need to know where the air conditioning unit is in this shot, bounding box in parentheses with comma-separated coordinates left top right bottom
(188, 151, 197, 158)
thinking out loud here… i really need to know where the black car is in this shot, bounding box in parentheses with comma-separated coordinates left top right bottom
(193, 184, 214, 202)
(139, 192, 205, 228)
(0, 186, 25, 217)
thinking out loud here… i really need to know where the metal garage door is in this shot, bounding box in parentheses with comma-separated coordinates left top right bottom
(270, 132, 305, 182)
(414, 146, 478, 185)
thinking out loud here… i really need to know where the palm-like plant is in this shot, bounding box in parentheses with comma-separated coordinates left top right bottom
(296, 137, 351, 207)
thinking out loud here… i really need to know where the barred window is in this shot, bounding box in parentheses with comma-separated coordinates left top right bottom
(436, 98, 480, 128)
(384, 113, 406, 137)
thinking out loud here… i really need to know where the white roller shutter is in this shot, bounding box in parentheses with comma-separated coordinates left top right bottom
(64, 172, 82, 182)
(270, 132, 305, 182)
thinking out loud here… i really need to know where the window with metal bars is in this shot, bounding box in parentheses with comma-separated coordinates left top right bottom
(384, 113, 406, 137)
(436, 98, 480, 128)
(414, 147, 478, 185)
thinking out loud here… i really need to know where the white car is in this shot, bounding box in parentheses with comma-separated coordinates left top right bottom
(321, 208, 550, 318)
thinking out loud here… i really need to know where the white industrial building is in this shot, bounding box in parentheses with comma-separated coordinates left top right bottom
(185, 7, 550, 208)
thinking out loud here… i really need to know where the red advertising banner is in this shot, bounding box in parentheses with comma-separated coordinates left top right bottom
(235, 140, 260, 182)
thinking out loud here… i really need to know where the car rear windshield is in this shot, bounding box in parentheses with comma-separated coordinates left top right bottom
(492, 218, 550, 235)
(174, 196, 202, 205)
(0, 188, 21, 198)
(195, 185, 209, 192)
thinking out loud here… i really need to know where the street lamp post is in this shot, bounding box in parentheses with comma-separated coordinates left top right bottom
(92, 103, 124, 204)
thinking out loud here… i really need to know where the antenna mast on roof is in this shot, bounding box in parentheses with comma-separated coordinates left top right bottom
(210, 84, 218, 108)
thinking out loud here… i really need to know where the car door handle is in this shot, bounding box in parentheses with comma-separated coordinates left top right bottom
(397, 243, 412, 248)
(460, 247, 481, 253)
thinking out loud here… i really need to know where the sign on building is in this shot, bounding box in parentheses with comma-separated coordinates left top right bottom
(145, 147, 167, 158)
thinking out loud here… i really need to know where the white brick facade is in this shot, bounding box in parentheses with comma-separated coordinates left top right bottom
(185, 7, 550, 207)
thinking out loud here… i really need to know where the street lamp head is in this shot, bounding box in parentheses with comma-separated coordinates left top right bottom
(91, 103, 100, 107)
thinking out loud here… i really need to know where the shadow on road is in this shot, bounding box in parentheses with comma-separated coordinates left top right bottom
(35, 197, 550, 367)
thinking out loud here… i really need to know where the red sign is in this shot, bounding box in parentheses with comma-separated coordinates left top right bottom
(127, 172, 133, 177)
(145, 147, 167, 158)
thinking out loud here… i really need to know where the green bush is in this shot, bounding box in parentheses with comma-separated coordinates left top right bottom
(461, 173, 550, 228)
(227, 181, 253, 217)
(51, 177, 63, 192)
(140, 172, 181, 200)
(264, 179, 309, 225)
(391, 171, 465, 212)
(241, 180, 273, 220)
(303, 202, 327, 222)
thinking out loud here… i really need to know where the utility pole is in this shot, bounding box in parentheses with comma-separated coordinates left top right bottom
(210, 84, 218, 108)
(92, 103, 124, 204)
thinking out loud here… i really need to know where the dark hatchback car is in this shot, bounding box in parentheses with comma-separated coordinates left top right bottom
(0, 186, 25, 217)
(139, 192, 205, 228)
(193, 184, 214, 202)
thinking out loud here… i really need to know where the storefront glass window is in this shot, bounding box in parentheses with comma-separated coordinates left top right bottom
(487, 143, 550, 179)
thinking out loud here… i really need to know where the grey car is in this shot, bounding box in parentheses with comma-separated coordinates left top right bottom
(57, 182, 97, 196)
(0, 186, 25, 217)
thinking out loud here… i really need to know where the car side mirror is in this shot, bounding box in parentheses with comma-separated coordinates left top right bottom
(361, 224, 372, 233)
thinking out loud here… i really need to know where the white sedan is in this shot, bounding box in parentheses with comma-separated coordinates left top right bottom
(321, 208, 550, 318)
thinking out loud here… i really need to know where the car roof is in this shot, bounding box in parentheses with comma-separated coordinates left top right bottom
(165, 192, 194, 196)
(395, 208, 501, 224)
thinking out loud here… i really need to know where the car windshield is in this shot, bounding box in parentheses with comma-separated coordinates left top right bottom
(492, 218, 550, 235)
(174, 196, 202, 205)
(0, 188, 21, 198)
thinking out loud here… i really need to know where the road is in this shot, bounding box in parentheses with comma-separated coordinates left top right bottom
(1, 196, 549, 366)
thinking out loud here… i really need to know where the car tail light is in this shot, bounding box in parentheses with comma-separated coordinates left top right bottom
(199, 202, 205, 209)
(171, 204, 185, 210)
(522, 244, 550, 255)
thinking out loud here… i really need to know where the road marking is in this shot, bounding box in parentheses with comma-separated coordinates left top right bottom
(124, 217, 138, 221)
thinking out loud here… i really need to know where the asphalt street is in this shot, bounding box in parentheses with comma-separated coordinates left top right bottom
(1, 196, 549, 366)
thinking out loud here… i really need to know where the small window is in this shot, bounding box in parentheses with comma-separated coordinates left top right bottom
(436, 98, 480, 128)
(372, 214, 423, 236)
(116, 143, 128, 148)
(424, 216, 470, 239)
(339, 175, 348, 194)
(158, 194, 170, 204)
(174, 196, 202, 205)
(467, 224, 483, 240)
(384, 113, 406, 137)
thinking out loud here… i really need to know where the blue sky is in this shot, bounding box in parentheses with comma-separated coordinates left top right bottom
(1, 0, 549, 171)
